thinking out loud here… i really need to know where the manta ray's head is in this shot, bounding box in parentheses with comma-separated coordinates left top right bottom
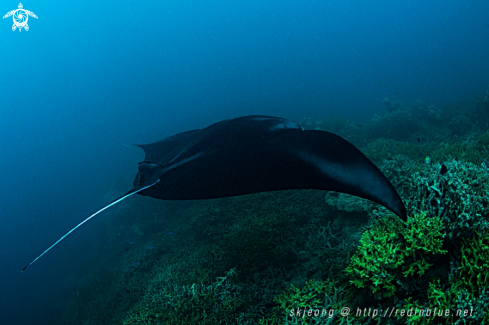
(133, 161, 163, 190)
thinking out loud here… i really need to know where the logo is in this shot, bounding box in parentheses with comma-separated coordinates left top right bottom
(3, 3, 37, 32)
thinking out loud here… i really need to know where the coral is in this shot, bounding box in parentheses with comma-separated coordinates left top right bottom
(344, 215, 405, 299)
(344, 153, 489, 324)
(431, 132, 489, 165)
(188, 190, 332, 277)
(301, 217, 364, 281)
(362, 139, 434, 165)
(361, 138, 399, 163)
(401, 211, 447, 277)
(406, 159, 489, 239)
(57, 93, 489, 325)
(261, 278, 352, 325)
(477, 131, 489, 149)
(410, 100, 443, 123)
(373, 155, 420, 202)
(345, 212, 446, 300)
(452, 231, 489, 296)
(405, 231, 489, 324)
(122, 268, 259, 325)
(219, 210, 296, 271)
(363, 100, 446, 143)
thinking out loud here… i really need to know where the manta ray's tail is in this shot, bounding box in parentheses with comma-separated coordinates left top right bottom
(21, 182, 158, 272)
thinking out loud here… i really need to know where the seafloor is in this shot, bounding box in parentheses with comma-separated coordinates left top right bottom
(56, 89, 489, 324)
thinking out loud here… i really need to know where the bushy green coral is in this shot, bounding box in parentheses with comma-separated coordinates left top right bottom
(402, 211, 447, 277)
(345, 215, 405, 299)
(123, 268, 257, 325)
(276, 279, 335, 311)
(57, 102, 489, 325)
(367, 174, 489, 324)
(404, 231, 489, 324)
(261, 279, 351, 325)
(453, 230, 489, 296)
(345, 212, 446, 300)
(356, 152, 489, 324)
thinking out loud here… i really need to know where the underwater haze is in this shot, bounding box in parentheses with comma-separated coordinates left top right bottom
(1, 0, 489, 324)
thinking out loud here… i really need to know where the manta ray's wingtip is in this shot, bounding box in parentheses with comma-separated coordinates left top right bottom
(379, 187, 407, 222)
(398, 205, 408, 222)
(389, 195, 407, 222)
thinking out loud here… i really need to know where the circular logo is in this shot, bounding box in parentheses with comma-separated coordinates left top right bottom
(13, 9, 28, 27)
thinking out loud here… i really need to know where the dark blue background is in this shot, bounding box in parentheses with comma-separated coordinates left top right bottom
(1, 0, 488, 323)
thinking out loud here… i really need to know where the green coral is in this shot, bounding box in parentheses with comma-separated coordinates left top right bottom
(402, 211, 447, 277)
(354, 151, 489, 324)
(55, 99, 489, 325)
(453, 230, 489, 296)
(123, 268, 257, 325)
(261, 279, 352, 325)
(406, 231, 489, 324)
(345, 212, 446, 300)
(345, 215, 405, 299)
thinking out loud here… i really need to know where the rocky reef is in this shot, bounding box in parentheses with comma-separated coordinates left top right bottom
(56, 92, 489, 324)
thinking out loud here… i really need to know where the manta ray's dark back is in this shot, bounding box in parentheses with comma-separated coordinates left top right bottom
(22, 115, 407, 272)
(133, 115, 407, 220)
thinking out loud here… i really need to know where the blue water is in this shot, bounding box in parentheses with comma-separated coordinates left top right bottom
(1, 0, 488, 323)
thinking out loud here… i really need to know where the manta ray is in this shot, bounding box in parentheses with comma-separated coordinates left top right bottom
(22, 115, 406, 272)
